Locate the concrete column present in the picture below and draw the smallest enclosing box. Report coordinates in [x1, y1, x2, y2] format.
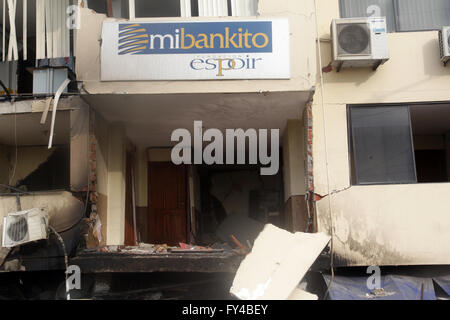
[106, 123, 126, 245]
[70, 98, 90, 192]
[282, 119, 307, 201]
[282, 119, 308, 232]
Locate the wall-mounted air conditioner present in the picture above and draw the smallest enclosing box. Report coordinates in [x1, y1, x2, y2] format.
[2, 208, 49, 248]
[331, 17, 389, 72]
[439, 26, 450, 66]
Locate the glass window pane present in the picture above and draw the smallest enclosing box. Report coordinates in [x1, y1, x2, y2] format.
[135, 0, 181, 18]
[396, 0, 450, 31]
[339, 0, 396, 32]
[350, 106, 417, 185]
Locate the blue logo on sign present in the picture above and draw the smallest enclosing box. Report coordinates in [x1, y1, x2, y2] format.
[118, 21, 273, 55]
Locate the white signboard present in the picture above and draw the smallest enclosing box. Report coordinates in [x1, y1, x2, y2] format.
[101, 19, 290, 81]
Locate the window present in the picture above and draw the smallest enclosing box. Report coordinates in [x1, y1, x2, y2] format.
[339, 0, 397, 32]
[349, 106, 417, 185]
[349, 104, 450, 185]
[396, 0, 450, 31]
[88, 0, 258, 18]
[135, 0, 181, 18]
[340, 0, 450, 32]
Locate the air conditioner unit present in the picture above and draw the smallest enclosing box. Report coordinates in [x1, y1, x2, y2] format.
[331, 17, 389, 72]
[2, 208, 49, 248]
[439, 26, 450, 66]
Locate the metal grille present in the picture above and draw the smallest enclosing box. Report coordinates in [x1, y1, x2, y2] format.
[337, 23, 371, 55]
[6, 215, 29, 242]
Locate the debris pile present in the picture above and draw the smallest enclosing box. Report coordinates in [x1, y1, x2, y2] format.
[86, 242, 235, 255]
[230, 224, 331, 300]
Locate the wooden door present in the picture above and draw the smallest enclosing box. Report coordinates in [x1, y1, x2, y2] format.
[148, 162, 187, 245]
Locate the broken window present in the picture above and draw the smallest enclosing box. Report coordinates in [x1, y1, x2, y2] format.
[349, 104, 450, 185]
[0, 111, 71, 193]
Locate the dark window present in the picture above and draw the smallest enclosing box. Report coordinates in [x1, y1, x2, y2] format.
[414, 150, 448, 183]
[340, 0, 450, 32]
[349, 104, 450, 185]
[87, 0, 108, 15]
[349, 106, 417, 185]
[135, 0, 181, 18]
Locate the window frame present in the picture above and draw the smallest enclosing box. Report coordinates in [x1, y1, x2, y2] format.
[127, 0, 257, 19]
[347, 103, 421, 186]
[339, 0, 450, 33]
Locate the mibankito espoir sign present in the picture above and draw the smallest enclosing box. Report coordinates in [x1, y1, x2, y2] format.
[100, 19, 290, 81]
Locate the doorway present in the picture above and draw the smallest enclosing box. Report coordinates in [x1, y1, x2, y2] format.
[148, 162, 188, 245]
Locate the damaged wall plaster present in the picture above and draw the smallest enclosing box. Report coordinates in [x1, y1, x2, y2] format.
[312, 0, 450, 267]
[312, 102, 350, 197]
[316, 185, 450, 266]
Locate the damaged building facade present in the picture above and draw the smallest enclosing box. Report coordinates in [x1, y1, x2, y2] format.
[0, 0, 449, 299]
[313, 0, 450, 267]
[0, 0, 318, 277]
[73, 0, 317, 258]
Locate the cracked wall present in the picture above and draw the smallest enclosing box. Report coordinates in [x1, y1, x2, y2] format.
[312, 0, 450, 266]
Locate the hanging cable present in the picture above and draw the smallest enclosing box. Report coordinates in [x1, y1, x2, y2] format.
[313, 0, 335, 300]
[49, 226, 70, 300]
[8, 95, 18, 187]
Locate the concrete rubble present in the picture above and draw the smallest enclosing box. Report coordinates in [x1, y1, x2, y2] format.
[230, 224, 330, 300]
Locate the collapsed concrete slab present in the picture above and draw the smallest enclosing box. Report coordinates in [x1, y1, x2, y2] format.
[288, 288, 318, 300]
[230, 224, 330, 300]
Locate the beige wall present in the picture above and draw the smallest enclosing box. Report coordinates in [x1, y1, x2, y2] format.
[317, 185, 450, 266]
[282, 119, 307, 201]
[313, 0, 450, 266]
[93, 111, 110, 245]
[93, 111, 127, 246]
[70, 99, 90, 192]
[105, 123, 127, 245]
[75, 0, 317, 94]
